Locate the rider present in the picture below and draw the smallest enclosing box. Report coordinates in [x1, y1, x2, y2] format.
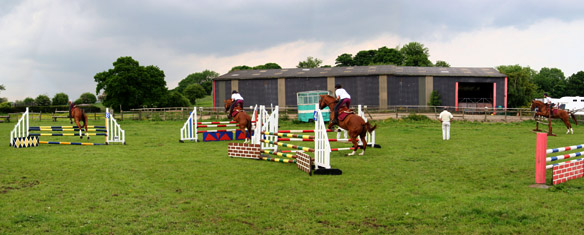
[332, 84, 351, 125]
[544, 93, 555, 110]
[228, 90, 244, 119]
[68, 100, 75, 118]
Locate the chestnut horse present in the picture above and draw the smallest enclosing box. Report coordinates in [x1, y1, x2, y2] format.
[319, 95, 377, 156]
[530, 100, 577, 134]
[224, 99, 253, 143]
[70, 106, 89, 139]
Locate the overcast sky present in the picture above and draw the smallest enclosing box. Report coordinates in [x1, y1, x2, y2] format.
[2, 0, 584, 101]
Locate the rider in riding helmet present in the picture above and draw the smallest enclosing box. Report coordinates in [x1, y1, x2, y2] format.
[543, 93, 554, 109]
[332, 84, 351, 125]
[228, 90, 244, 119]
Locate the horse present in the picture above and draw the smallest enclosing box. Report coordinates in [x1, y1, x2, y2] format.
[224, 99, 253, 143]
[70, 106, 89, 139]
[319, 95, 377, 156]
[530, 100, 578, 134]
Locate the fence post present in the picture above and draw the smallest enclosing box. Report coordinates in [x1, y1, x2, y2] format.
[535, 132, 547, 184]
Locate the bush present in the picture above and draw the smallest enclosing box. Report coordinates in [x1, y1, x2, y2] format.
[0, 102, 11, 113]
[402, 113, 432, 122]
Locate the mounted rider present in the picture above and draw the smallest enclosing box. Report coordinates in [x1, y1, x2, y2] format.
[544, 93, 555, 111]
[228, 90, 244, 119]
[332, 84, 351, 125]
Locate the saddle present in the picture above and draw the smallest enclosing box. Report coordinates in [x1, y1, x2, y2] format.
[231, 109, 244, 118]
[337, 108, 354, 121]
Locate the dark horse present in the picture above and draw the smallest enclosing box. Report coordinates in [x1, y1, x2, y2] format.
[319, 95, 377, 156]
[530, 100, 577, 134]
[70, 106, 89, 139]
[224, 99, 253, 143]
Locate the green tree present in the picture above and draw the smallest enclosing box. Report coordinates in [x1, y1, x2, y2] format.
[23, 97, 34, 106]
[497, 65, 537, 107]
[175, 70, 219, 94]
[435, 60, 451, 67]
[52, 93, 69, 105]
[253, 63, 281, 70]
[428, 90, 442, 106]
[94, 56, 168, 111]
[183, 83, 206, 104]
[160, 90, 191, 107]
[353, 50, 377, 66]
[78, 92, 97, 104]
[335, 53, 354, 67]
[297, 56, 323, 68]
[372, 46, 403, 65]
[230, 65, 252, 72]
[0, 84, 5, 93]
[400, 42, 433, 67]
[35, 95, 51, 106]
[565, 71, 584, 96]
[532, 67, 566, 98]
[201, 81, 213, 95]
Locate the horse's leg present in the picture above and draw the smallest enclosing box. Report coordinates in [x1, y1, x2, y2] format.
[84, 115, 89, 140]
[75, 118, 83, 139]
[358, 131, 367, 156]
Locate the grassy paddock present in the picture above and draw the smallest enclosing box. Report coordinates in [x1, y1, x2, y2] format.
[2, 118, 584, 233]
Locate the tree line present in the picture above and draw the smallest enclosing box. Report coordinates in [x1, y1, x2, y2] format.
[1, 41, 583, 111]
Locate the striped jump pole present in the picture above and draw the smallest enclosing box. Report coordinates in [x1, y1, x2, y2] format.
[29, 133, 107, 136]
[260, 139, 315, 152]
[277, 138, 353, 143]
[262, 150, 297, 158]
[534, 132, 584, 186]
[39, 141, 106, 146]
[260, 157, 296, 163]
[197, 120, 256, 125]
[29, 128, 107, 132]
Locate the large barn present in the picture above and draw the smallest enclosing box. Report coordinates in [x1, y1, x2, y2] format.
[213, 65, 508, 110]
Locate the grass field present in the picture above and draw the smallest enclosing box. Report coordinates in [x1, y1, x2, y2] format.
[2, 117, 584, 234]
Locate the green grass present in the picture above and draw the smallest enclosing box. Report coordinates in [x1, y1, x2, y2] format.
[2, 118, 584, 233]
[196, 95, 213, 107]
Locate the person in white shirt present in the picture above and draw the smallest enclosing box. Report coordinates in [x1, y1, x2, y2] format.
[543, 93, 554, 109]
[438, 107, 453, 140]
[332, 84, 351, 124]
[228, 90, 244, 119]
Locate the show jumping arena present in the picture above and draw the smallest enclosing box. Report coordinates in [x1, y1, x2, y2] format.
[9, 107, 125, 148]
[179, 106, 258, 142]
[535, 132, 584, 185]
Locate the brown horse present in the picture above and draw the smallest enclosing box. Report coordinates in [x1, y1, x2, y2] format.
[530, 100, 577, 134]
[70, 106, 89, 139]
[319, 95, 377, 156]
[224, 99, 253, 143]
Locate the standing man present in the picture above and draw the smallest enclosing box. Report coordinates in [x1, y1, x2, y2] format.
[439, 107, 453, 140]
[332, 84, 351, 125]
[228, 90, 244, 119]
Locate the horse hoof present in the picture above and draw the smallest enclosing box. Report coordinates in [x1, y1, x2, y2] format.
[359, 152, 365, 156]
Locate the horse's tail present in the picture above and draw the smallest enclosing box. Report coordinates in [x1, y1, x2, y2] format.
[571, 112, 578, 125]
[361, 121, 377, 136]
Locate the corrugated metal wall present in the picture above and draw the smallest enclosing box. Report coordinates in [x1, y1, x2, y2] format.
[284, 77, 327, 106]
[388, 76, 420, 105]
[214, 80, 231, 106]
[335, 76, 379, 106]
[239, 79, 279, 106]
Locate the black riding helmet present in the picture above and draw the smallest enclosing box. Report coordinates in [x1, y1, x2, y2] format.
[232, 90, 238, 94]
[335, 84, 342, 89]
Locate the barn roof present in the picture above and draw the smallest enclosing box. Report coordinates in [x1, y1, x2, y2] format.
[214, 65, 506, 80]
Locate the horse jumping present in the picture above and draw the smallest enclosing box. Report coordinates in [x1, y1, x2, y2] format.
[319, 95, 376, 156]
[70, 106, 89, 139]
[530, 100, 577, 134]
[224, 99, 253, 143]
